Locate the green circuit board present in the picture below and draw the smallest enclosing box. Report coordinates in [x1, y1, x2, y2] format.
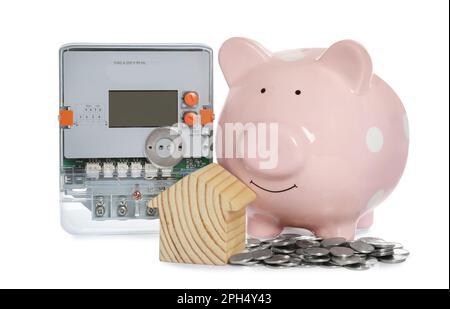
[63, 157, 212, 179]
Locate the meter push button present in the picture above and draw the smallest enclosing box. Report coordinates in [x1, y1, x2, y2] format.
[183, 91, 199, 107]
[183, 112, 198, 127]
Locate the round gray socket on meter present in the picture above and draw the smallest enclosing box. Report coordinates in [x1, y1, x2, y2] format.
[144, 127, 183, 168]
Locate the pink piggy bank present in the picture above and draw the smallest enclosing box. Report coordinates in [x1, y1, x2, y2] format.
[217, 37, 409, 240]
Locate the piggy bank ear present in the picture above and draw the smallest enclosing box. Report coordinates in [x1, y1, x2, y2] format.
[318, 40, 373, 94]
[219, 37, 272, 87]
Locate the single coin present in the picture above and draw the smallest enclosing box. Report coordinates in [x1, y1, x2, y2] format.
[289, 252, 304, 260]
[331, 255, 364, 266]
[302, 255, 331, 263]
[264, 264, 287, 269]
[246, 238, 261, 248]
[251, 249, 273, 261]
[329, 246, 355, 258]
[349, 240, 375, 254]
[297, 228, 315, 236]
[303, 247, 330, 257]
[298, 262, 316, 268]
[288, 257, 303, 263]
[233, 260, 261, 266]
[344, 263, 371, 271]
[272, 245, 297, 254]
[228, 252, 254, 265]
[370, 241, 396, 249]
[321, 262, 342, 268]
[321, 237, 347, 247]
[264, 254, 291, 265]
[295, 248, 306, 255]
[393, 248, 410, 256]
[258, 242, 272, 249]
[263, 238, 279, 245]
[353, 253, 368, 258]
[358, 237, 384, 244]
[271, 239, 296, 247]
[260, 245, 272, 250]
[278, 233, 302, 239]
[296, 239, 321, 248]
[378, 254, 408, 264]
[370, 249, 394, 257]
[364, 257, 379, 267]
[393, 242, 404, 249]
[373, 247, 395, 253]
[327, 259, 343, 267]
[282, 258, 302, 267]
[285, 228, 315, 237]
[292, 235, 323, 241]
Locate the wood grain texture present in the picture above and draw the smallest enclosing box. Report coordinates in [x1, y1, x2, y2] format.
[148, 163, 256, 265]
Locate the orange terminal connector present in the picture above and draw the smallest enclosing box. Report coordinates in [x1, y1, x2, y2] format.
[59, 109, 74, 127]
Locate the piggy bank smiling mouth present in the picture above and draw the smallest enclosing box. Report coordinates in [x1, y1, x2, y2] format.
[250, 180, 298, 193]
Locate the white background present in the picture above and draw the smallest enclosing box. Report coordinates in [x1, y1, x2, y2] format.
[0, 0, 448, 289]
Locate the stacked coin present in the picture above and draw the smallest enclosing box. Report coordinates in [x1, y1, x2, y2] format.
[228, 232, 409, 270]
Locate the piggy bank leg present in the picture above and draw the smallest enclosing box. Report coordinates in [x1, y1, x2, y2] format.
[247, 212, 283, 239]
[315, 222, 357, 240]
[357, 211, 374, 229]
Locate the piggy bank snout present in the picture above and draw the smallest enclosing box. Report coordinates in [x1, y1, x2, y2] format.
[238, 125, 305, 179]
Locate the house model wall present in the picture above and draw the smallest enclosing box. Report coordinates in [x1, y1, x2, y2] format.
[148, 163, 256, 265]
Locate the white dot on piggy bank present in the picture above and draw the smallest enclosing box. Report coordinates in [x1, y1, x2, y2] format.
[403, 114, 409, 140]
[366, 127, 384, 152]
[366, 189, 385, 210]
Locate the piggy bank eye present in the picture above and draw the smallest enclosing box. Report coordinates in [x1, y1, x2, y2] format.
[295, 90, 302, 95]
[260, 88, 266, 94]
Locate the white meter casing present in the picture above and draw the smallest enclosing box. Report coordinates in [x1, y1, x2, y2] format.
[59, 44, 213, 234]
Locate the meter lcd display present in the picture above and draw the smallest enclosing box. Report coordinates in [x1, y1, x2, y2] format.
[109, 90, 178, 127]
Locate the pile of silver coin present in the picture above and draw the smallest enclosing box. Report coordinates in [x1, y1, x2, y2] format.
[229, 232, 409, 270]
